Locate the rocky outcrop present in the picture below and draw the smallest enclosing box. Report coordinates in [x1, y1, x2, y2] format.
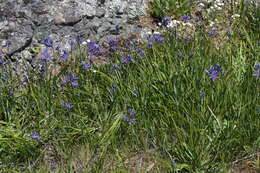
[0, 0, 151, 73]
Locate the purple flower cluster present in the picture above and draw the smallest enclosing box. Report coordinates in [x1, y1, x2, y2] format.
[147, 35, 164, 43]
[182, 15, 191, 22]
[63, 103, 74, 110]
[123, 108, 137, 124]
[177, 52, 183, 57]
[42, 37, 53, 48]
[29, 132, 43, 142]
[162, 16, 172, 27]
[41, 48, 53, 62]
[128, 109, 136, 115]
[68, 38, 76, 47]
[87, 41, 103, 57]
[0, 59, 5, 67]
[111, 64, 120, 69]
[107, 37, 119, 52]
[207, 28, 219, 37]
[252, 64, 260, 79]
[137, 49, 145, 56]
[60, 50, 69, 61]
[62, 72, 78, 88]
[206, 64, 223, 80]
[121, 55, 132, 65]
[2, 40, 11, 48]
[81, 61, 91, 70]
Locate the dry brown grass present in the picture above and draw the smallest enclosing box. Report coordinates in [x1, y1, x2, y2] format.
[231, 152, 260, 173]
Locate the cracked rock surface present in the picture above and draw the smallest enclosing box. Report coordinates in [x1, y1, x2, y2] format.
[0, 0, 151, 75]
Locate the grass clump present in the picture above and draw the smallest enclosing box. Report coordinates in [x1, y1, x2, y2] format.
[0, 1, 260, 172]
[148, 0, 192, 19]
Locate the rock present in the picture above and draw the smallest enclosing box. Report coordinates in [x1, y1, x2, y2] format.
[0, 0, 151, 78]
[97, 22, 112, 35]
[96, 8, 106, 18]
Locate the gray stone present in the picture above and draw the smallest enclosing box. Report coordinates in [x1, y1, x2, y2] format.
[96, 8, 106, 18]
[0, 0, 151, 77]
[97, 22, 112, 35]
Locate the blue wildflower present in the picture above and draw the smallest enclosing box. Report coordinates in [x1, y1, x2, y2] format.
[41, 48, 53, 62]
[68, 38, 75, 46]
[63, 72, 78, 88]
[207, 28, 219, 37]
[2, 40, 11, 48]
[121, 55, 132, 64]
[128, 109, 136, 116]
[123, 116, 137, 124]
[29, 132, 43, 142]
[0, 59, 5, 67]
[55, 44, 61, 51]
[206, 64, 223, 80]
[81, 61, 91, 70]
[147, 35, 164, 43]
[63, 103, 74, 110]
[107, 37, 119, 52]
[146, 43, 153, 49]
[60, 50, 69, 61]
[123, 108, 137, 124]
[111, 64, 120, 69]
[87, 41, 103, 57]
[162, 16, 172, 27]
[42, 37, 53, 47]
[115, 25, 120, 32]
[194, 16, 200, 22]
[183, 36, 192, 42]
[252, 64, 260, 79]
[75, 35, 83, 44]
[182, 15, 191, 22]
[71, 81, 78, 88]
[177, 52, 183, 57]
[137, 49, 145, 56]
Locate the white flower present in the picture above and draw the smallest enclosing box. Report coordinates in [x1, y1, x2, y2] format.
[167, 22, 174, 28]
[81, 41, 87, 45]
[209, 21, 215, 27]
[198, 3, 205, 8]
[216, 6, 222, 10]
[217, 2, 224, 6]
[147, 31, 152, 35]
[87, 39, 91, 43]
[231, 14, 240, 19]
[153, 31, 161, 35]
[172, 20, 181, 25]
[183, 22, 193, 27]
